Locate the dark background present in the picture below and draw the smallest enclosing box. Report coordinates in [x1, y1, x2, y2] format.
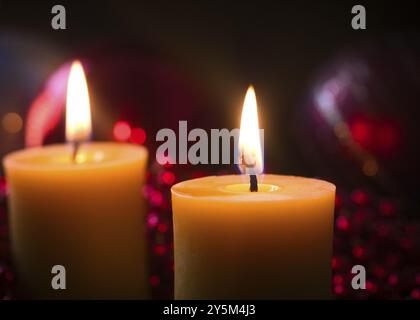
[0, 0, 418, 179]
[1, 0, 420, 300]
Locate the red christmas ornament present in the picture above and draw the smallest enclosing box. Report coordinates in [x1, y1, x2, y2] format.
[154, 245, 166, 256]
[149, 275, 161, 287]
[161, 171, 176, 185]
[113, 121, 131, 141]
[352, 246, 365, 259]
[410, 288, 420, 300]
[157, 223, 169, 233]
[379, 200, 396, 216]
[351, 190, 369, 206]
[333, 284, 345, 295]
[336, 215, 350, 232]
[130, 127, 146, 145]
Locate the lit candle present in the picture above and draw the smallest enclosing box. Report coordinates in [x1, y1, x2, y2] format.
[3, 61, 149, 299]
[171, 86, 336, 299]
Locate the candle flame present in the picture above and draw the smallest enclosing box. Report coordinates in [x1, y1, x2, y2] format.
[66, 60, 92, 143]
[238, 86, 263, 175]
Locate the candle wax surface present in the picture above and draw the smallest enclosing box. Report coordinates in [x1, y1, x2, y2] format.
[172, 174, 335, 201]
[5, 142, 146, 168]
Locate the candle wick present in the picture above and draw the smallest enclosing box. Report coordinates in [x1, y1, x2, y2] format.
[72, 141, 81, 163]
[250, 174, 258, 192]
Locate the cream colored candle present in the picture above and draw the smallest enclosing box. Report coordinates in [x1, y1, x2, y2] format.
[172, 174, 335, 299]
[2, 61, 150, 298]
[171, 86, 335, 299]
[4, 143, 149, 299]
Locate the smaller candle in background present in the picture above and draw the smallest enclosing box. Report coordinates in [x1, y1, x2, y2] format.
[3, 61, 149, 299]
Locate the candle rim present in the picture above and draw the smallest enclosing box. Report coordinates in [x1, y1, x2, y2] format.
[3, 142, 148, 172]
[171, 174, 336, 202]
